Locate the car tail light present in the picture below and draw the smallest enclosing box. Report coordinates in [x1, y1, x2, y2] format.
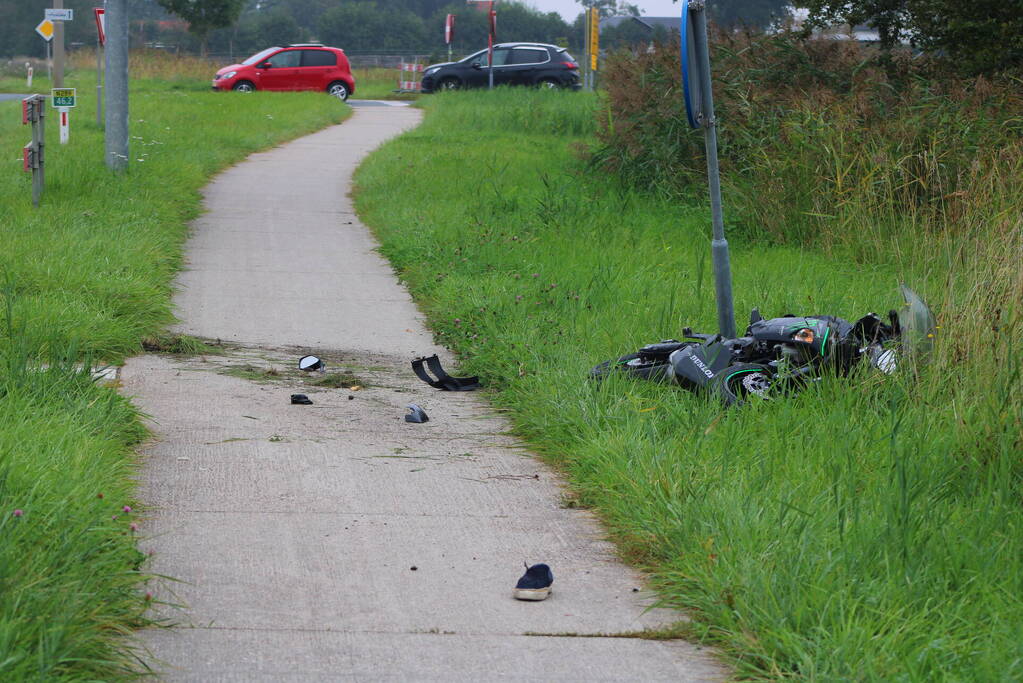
[561, 61, 578, 70]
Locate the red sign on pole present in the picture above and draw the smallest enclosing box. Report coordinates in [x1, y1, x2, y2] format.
[94, 8, 106, 46]
[489, 8, 497, 38]
[23, 144, 33, 172]
[445, 14, 455, 44]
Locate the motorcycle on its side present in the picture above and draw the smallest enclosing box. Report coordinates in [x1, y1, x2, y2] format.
[590, 286, 936, 405]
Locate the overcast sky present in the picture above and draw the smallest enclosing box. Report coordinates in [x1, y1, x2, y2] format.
[523, 0, 683, 24]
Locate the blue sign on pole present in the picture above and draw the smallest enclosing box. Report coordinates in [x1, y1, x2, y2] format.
[680, 0, 704, 129]
[679, 0, 737, 338]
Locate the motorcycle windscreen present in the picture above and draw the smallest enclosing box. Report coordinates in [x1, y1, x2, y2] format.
[898, 285, 937, 357]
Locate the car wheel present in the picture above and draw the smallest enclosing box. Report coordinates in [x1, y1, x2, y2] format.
[232, 81, 256, 93]
[539, 78, 561, 90]
[439, 77, 461, 91]
[327, 81, 349, 101]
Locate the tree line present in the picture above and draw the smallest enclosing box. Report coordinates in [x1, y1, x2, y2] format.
[2, 0, 795, 62]
[3, 0, 1020, 75]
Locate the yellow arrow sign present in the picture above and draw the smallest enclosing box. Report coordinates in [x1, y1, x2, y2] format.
[36, 19, 54, 41]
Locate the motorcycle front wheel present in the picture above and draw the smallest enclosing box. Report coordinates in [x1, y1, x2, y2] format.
[714, 363, 774, 405]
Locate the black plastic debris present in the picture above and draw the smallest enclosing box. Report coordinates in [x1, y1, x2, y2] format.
[411, 354, 480, 391]
[290, 394, 313, 405]
[405, 403, 429, 423]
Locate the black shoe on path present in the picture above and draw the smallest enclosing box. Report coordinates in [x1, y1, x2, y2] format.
[513, 562, 553, 601]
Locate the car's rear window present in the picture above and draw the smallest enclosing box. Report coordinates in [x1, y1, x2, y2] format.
[559, 50, 577, 62]
[511, 48, 548, 65]
[302, 50, 336, 67]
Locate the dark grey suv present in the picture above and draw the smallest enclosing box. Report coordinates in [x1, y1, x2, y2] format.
[420, 42, 581, 93]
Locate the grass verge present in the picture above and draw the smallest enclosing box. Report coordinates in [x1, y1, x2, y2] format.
[2, 50, 419, 102]
[0, 74, 347, 678]
[354, 89, 1022, 679]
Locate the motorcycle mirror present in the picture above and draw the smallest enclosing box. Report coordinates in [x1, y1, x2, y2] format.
[298, 355, 324, 372]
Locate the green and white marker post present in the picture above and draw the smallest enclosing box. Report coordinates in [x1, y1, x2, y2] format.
[681, 0, 736, 338]
[52, 87, 75, 144]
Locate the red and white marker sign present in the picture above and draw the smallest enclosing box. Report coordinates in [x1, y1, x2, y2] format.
[59, 109, 69, 144]
[94, 8, 106, 46]
[445, 14, 455, 44]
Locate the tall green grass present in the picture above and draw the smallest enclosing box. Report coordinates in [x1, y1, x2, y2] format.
[355, 89, 1023, 679]
[0, 73, 348, 678]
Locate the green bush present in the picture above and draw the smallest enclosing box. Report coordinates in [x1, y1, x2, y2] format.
[593, 32, 1023, 246]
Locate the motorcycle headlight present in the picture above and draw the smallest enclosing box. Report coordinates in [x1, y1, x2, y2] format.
[793, 328, 815, 343]
[869, 346, 898, 374]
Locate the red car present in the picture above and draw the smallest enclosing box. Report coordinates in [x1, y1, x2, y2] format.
[212, 44, 355, 101]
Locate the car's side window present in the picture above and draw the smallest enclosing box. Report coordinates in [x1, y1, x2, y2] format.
[510, 49, 548, 65]
[302, 50, 336, 67]
[491, 48, 512, 66]
[467, 51, 488, 67]
[266, 50, 301, 68]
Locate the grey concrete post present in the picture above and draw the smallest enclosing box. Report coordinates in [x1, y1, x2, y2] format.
[54, 0, 65, 88]
[104, 0, 128, 171]
[691, 4, 736, 338]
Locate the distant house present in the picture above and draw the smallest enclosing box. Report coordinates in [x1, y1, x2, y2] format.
[598, 16, 679, 49]
[599, 16, 679, 34]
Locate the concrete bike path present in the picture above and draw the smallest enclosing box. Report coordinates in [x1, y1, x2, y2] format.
[121, 103, 727, 682]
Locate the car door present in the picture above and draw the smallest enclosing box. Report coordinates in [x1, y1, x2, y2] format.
[489, 47, 516, 86]
[506, 47, 550, 86]
[259, 49, 301, 90]
[300, 49, 336, 91]
[462, 49, 492, 88]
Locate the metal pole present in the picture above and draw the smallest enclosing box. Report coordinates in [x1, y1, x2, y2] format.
[487, 3, 495, 90]
[47, 41, 52, 82]
[54, 0, 65, 88]
[32, 98, 46, 206]
[104, 0, 129, 171]
[691, 4, 736, 338]
[584, 9, 591, 90]
[96, 37, 103, 127]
